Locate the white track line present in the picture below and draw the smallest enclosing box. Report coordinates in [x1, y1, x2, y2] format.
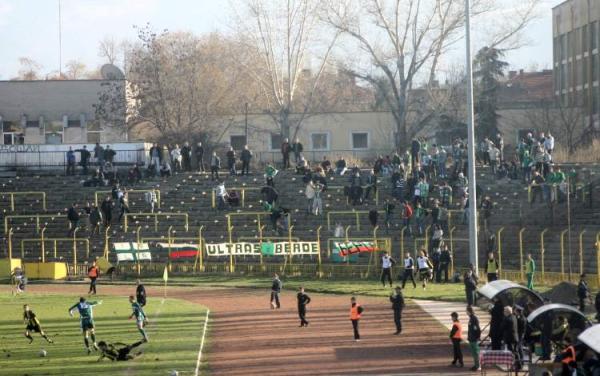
[194, 309, 210, 376]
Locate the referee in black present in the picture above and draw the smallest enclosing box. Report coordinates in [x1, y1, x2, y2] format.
[297, 286, 311, 327]
[389, 286, 405, 335]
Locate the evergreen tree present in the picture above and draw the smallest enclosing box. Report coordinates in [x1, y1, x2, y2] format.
[473, 47, 508, 138]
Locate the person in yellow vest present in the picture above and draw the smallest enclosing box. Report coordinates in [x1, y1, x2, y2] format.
[484, 252, 499, 282]
[349, 296, 364, 341]
[526, 253, 536, 289]
[449, 311, 464, 367]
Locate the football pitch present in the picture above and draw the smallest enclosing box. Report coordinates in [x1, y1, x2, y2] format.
[0, 293, 209, 376]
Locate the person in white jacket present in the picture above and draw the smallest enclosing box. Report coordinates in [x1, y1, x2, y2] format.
[544, 133, 554, 154]
[305, 181, 315, 214]
[170, 145, 182, 172]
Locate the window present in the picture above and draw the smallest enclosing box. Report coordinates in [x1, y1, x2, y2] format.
[67, 119, 81, 127]
[568, 31, 574, 56]
[310, 132, 329, 150]
[270, 133, 282, 151]
[582, 25, 588, 53]
[575, 28, 582, 55]
[583, 57, 588, 84]
[560, 34, 567, 60]
[229, 135, 247, 150]
[593, 87, 599, 115]
[593, 54, 599, 82]
[2, 121, 24, 145]
[26, 120, 39, 128]
[351, 132, 369, 149]
[560, 64, 566, 89]
[45, 121, 64, 144]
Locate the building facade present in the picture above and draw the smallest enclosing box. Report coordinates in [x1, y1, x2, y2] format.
[552, 0, 600, 129]
[0, 79, 127, 145]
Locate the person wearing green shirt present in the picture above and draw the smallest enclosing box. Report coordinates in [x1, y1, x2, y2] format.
[526, 253, 536, 290]
[414, 202, 427, 236]
[521, 150, 533, 183]
[129, 295, 149, 342]
[69, 297, 102, 354]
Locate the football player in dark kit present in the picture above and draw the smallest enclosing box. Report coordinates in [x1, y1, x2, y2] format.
[23, 304, 53, 344]
[297, 286, 311, 327]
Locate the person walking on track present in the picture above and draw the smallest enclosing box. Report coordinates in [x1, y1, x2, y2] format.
[380, 252, 396, 287]
[270, 273, 282, 309]
[349, 296, 364, 341]
[401, 252, 417, 289]
[297, 286, 311, 327]
[88, 261, 99, 295]
[390, 286, 405, 335]
[449, 311, 464, 368]
[466, 306, 481, 371]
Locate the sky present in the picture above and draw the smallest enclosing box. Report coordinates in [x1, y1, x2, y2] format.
[0, 0, 564, 80]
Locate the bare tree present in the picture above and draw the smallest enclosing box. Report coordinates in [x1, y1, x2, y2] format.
[15, 57, 42, 80]
[233, 0, 339, 140]
[98, 36, 119, 65]
[525, 100, 586, 155]
[65, 60, 87, 79]
[324, 0, 541, 150]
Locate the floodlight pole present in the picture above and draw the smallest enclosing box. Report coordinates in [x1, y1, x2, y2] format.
[464, 0, 479, 275]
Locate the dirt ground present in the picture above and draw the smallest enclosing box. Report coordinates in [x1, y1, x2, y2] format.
[3, 283, 491, 375]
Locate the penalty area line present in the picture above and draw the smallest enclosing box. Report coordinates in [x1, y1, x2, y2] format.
[194, 309, 210, 376]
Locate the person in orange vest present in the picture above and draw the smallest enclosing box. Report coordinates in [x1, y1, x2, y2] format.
[449, 311, 464, 367]
[349, 296, 364, 341]
[88, 261, 100, 295]
[557, 343, 577, 375]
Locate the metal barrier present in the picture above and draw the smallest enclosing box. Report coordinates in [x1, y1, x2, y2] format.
[211, 187, 261, 208]
[123, 212, 188, 232]
[4, 214, 67, 234]
[2, 191, 47, 211]
[540, 228, 549, 284]
[95, 189, 161, 208]
[20, 237, 89, 265]
[326, 210, 369, 231]
[226, 211, 292, 235]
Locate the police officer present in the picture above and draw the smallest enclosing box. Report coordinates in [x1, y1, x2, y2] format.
[297, 286, 311, 327]
[389, 286, 405, 335]
[485, 252, 499, 282]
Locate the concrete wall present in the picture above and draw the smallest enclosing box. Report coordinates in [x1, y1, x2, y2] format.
[0, 79, 127, 144]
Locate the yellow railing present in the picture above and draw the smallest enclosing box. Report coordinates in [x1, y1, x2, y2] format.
[579, 230, 586, 275]
[540, 228, 549, 284]
[211, 187, 261, 208]
[226, 211, 292, 235]
[326, 210, 369, 231]
[2, 191, 47, 211]
[123, 212, 188, 232]
[94, 189, 161, 208]
[4, 214, 67, 234]
[560, 229, 568, 280]
[20, 237, 89, 265]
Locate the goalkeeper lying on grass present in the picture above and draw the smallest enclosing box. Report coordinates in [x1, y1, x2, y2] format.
[97, 340, 144, 361]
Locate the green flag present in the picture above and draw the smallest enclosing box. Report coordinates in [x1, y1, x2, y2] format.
[261, 242, 275, 256]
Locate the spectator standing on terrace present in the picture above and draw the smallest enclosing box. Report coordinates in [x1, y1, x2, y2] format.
[489, 145, 500, 175]
[496, 133, 504, 162]
[401, 252, 417, 289]
[265, 164, 277, 187]
[438, 147, 448, 178]
[101, 196, 113, 227]
[181, 142, 192, 171]
[438, 245, 451, 283]
[380, 252, 395, 287]
[215, 181, 228, 211]
[94, 143, 105, 167]
[89, 205, 102, 236]
[335, 156, 347, 175]
[401, 201, 413, 237]
[66, 147, 76, 176]
[240, 145, 252, 176]
[312, 182, 323, 216]
[383, 199, 395, 233]
[364, 170, 377, 201]
[544, 132, 554, 154]
[195, 142, 205, 172]
[144, 191, 157, 213]
[104, 145, 116, 164]
[414, 201, 427, 236]
[455, 172, 468, 199]
[118, 191, 130, 221]
[485, 252, 499, 282]
[521, 149, 533, 183]
[292, 138, 303, 163]
[170, 144, 182, 172]
[390, 286, 405, 335]
[480, 196, 493, 231]
[368, 208, 378, 229]
[439, 181, 452, 208]
[67, 203, 80, 236]
[321, 156, 331, 174]
[210, 152, 221, 180]
[411, 138, 421, 170]
[226, 146, 237, 176]
[149, 143, 161, 176]
[530, 170, 545, 205]
[578, 274, 590, 312]
[281, 138, 291, 169]
[270, 273, 282, 309]
[76, 145, 91, 175]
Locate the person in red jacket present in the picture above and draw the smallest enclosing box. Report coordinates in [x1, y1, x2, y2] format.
[449, 311, 464, 367]
[350, 296, 364, 341]
[88, 261, 99, 295]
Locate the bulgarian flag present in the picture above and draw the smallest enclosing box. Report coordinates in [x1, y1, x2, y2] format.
[157, 243, 199, 260]
[113, 242, 152, 262]
[334, 241, 378, 256]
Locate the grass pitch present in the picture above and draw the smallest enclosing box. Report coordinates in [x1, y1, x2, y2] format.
[0, 293, 208, 376]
